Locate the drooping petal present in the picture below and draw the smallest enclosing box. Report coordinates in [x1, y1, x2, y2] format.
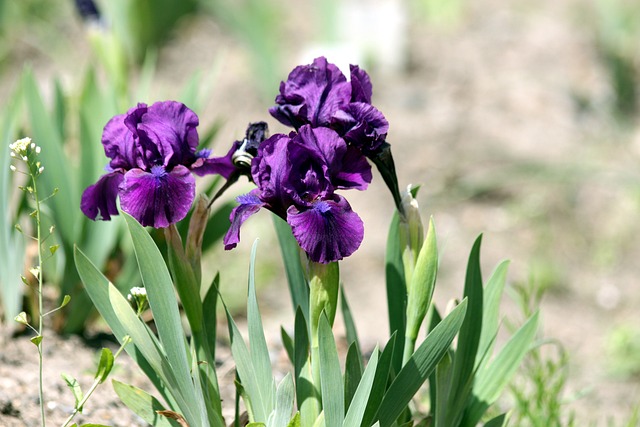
[191, 141, 237, 179]
[80, 171, 124, 221]
[270, 57, 351, 128]
[286, 195, 364, 263]
[332, 102, 389, 155]
[223, 190, 265, 250]
[136, 101, 200, 168]
[119, 165, 195, 228]
[102, 112, 139, 170]
[350, 64, 373, 103]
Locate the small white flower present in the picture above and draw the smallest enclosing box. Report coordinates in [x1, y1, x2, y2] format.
[30, 143, 35, 149]
[38, 166, 44, 174]
[9, 137, 31, 154]
[21, 156, 28, 161]
[35, 146, 41, 154]
[129, 287, 147, 297]
[10, 152, 15, 158]
[9, 165, 16, 172]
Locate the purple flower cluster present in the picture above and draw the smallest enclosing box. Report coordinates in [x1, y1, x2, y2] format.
[224, 57, 390, 263]
[81, 101, 232, 228]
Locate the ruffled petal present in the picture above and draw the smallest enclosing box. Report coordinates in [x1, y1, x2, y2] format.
[270, 57, 351, 128]
[287, 195, 364, 263]
[80, 171, 124, 221]
[332, 102, 388, 155]
[102, 112, 139, 170]
[350, 64, 373, 103]
[119, 165, 195, 228]
[223, 190, 265, 250]
[136, 101, 200, 168]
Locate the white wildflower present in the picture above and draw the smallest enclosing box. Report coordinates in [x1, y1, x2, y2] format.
[9, 137, 31, 154]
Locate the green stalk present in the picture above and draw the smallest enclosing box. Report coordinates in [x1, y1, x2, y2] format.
[32, 170, 46, 427]
[60, 338, 130, 427]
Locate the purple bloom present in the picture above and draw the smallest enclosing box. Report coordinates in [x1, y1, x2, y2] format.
[223, 125, 370, 263]
[81, 100, 230, 228]
[269, 57, 389, 156]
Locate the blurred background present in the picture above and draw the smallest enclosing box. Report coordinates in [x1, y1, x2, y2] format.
[1, 0, 639, 425]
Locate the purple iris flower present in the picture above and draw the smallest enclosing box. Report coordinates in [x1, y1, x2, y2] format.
[223, 125, 371, 263]
[81, 100, 233, 228]
[269, 56, 389, 156]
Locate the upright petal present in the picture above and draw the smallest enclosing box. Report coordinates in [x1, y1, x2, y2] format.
[350, 64, 373, 103]
[136, 101, 200, 168]
[102, 112, 138, 170]
[223, 190, 265, 250]
[332, 102, 389, 155]
[119, 165, 195, 228]
[80, 171, 124, 221]
[287, 195, 364, 263]
[270, 57, 351, 128]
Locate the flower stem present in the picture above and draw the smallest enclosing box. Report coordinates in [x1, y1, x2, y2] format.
[60, 339, 130, 427]
[32, 172, 46, 427]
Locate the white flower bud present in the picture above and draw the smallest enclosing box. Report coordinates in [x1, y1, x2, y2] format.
[35, 146, 41, 154]
[38, 167, 44, 174]
[9, 165, 16, 172]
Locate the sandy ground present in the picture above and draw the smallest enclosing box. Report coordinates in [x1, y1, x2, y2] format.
[1, 0, 640, 425]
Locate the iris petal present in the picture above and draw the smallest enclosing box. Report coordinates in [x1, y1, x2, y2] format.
[136, 101, 200, 168]
[287, 195, 364, 263]
[102, 112, 139, 170]
[223, 190, 265, 249]
[80, 171, 123, 221]
[119, 165, 195, 228]
[349, 64, 373, 104]
[270, 57, 351, 128]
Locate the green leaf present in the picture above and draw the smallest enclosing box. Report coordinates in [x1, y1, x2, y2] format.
[112, 380, 179, 427]
[224, 240, 275, 423]
[318, 314, 344, 427]
[343, 346, 379, 427]
[344, 342, 363, 412]
[23, 69, 78, 242]
[461, 311, 540, 426]
[74, 246, 181, 413]
[483, 413, 508, 427]
[123, 213, 204, 425]
[294, 308, 319, 427]
[281, 327, 294, 364]
[247, 240, 277, 420]
[270, 373, 295, 427]
[287, 413, 301, 427]
[385, 213, 407, 375]
[95, 348, 115, 384]
[62, 373, 84, 411]
[446, 236, 484, 426]
[60, 294, 71, 308]
[202, 273, 220, 361]
[476, 261, 510, 369]
[340, 286, 361, 356]
[378, 299, 468, 427]
[361, 333, 397, 427]
[273, 216, 309, 317]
